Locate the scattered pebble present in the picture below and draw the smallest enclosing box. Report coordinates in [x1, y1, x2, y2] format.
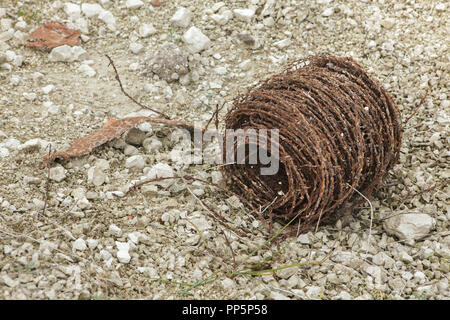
[170, 7, 191, 28]
[182, 26, 211, 54]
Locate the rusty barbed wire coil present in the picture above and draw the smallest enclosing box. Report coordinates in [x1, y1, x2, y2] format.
[221, 55, 402, 234]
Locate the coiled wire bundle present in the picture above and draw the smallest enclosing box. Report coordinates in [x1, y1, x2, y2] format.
[222, 55, 402, 233]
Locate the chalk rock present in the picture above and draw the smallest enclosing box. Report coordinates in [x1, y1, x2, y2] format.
[98, 10, 116, 31]
[48, 45, 87, 62]
[125, 0, 143, 9]
[0, 147, 9, 158]
[233, 8, 255, 22]
[64, 2, 81, 20]
[81, 3, 103, 18]
[383, 213, 436, 241]
[182, 26, 211, 54]
[87, 166, 106, 186]
[108, 224, 122, 237]
[78, 63, 96, 77]
[86, 239, 98, 249]
[130, 42, 144, 54]
[170, 7, 191, 28]
[139, 23, 157, 37]
[125, 155, 145, 170]
[49, 165, 67, 182]
[72, 238, 87, 251]
[117, 250, 131, 264]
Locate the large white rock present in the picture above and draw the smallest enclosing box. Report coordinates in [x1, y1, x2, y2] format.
[383, 213, 436, 241]
[170, 7, 192, 28]
[48, 45, 87, 62]
[182, 26, 211, 53]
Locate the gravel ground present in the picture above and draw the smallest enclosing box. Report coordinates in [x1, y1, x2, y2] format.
[0, 0, 448, 300]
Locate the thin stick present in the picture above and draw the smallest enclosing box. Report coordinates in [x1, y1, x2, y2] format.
[105, 54, 171, 119]
[347, 183, 374, 254]
[41, 144, 52, 217]
[403, 90, 428, 126]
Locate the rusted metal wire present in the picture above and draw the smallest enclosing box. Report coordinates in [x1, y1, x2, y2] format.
[221, 55, 402, 234]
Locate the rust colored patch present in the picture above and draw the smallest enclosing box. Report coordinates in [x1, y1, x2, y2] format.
[25, 21, 81, 51]
[150, 0, 165, 7]
[41, 117, 152, 168]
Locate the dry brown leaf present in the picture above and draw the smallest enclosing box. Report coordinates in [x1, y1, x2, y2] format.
[25, 21, 81, 51]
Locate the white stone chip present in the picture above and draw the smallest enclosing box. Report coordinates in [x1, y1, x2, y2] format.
[49, 165, 67, 182]
[81, 3, 104, 18]
[182, 26, 211, 53]
[233, 8, 255, 22]
[139, 23, 157, 37]
[170, 7, 192, 28]
[126, 0, 144, 9]
[73, 238, 87, 251]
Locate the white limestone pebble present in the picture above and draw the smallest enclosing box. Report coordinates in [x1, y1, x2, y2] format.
[72, 238, 87, 251]
[49, 165, 67, 182]
[125, 155, 145, 170]
[108, 224, 122, 237]
[130, 42, 144, 54]
[81, 3, 103, 18]
[0, 147, 9, 158]
[170, 7, 192, 28]
[383, 213, 436, 241]
[78, 64, 96, 77]
[126, 0, 143, 9]
[117, 250, 131, 264]
[23, 92, 37, 101]
[98, 10, 116, 31]
[64, 2, 81, 20]
[182, 26, 211, 53]
[87, 166, 106, 186]
[274, 38, 292, 49]
[86, 239, 99, 249]
[42, 85, 55, 94]
[48, 45, 87, 62]
[139, 23, 157, 37]
[322, 7, 334, 17]
[233, 8, 255, 22]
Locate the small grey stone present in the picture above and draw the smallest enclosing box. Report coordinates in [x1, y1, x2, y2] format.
[124, 128, 146, 146]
